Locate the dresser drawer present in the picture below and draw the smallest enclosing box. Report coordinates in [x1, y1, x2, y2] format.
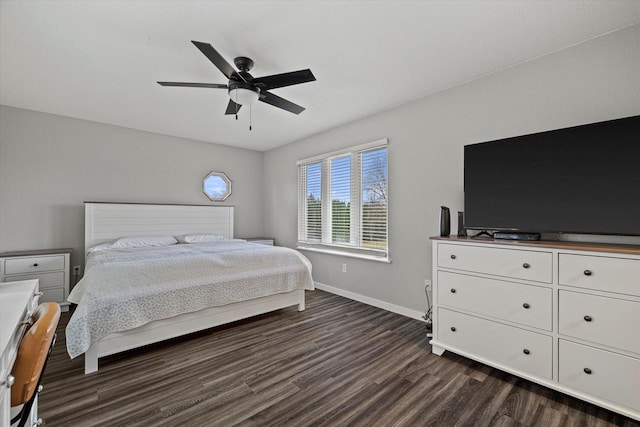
[4, 255, 65, 275]
[438, 244, 552, 283]
[559, 253, 640, 297]
[438, 271, 552, 330]
[559, 340, 640, 412]
[437, 308, 552, 379]
[3, 271, 64, 290]
[558, 290, 640, 354]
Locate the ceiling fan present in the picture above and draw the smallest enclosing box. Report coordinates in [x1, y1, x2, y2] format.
[158, 41, 316, 117]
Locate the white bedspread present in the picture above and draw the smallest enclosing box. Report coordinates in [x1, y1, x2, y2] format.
[66, 241, 314, 358]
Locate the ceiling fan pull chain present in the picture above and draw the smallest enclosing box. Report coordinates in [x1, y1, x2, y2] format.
[235, 91, 238, 120]
[249, 105, 252, 131]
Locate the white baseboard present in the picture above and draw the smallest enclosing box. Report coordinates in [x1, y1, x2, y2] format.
[314, 282, 425, 322]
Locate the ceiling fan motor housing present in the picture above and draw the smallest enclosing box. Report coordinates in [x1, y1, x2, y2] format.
[233, 56, 254, 72]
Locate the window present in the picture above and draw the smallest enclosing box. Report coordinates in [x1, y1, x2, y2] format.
[297, 139, 388, 261]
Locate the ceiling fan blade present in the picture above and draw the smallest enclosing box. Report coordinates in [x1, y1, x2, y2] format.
[252, 69, 315, 90]
[191, 40, 245, 82]
[225, 99, 242, 115]
[259, 91, 305, 114]
[157, 82, 228, 89]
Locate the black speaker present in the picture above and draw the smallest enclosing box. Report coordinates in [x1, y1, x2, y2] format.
[440, 206, 450, 237]
[457, 211, 467, 237]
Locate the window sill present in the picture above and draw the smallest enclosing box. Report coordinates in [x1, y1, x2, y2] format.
[296, 245, 390, 263]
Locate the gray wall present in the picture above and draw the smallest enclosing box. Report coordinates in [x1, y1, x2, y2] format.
[0, 106, 264, 273]
[262, 24, 640, 313]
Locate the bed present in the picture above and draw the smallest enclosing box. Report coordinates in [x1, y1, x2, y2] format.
[66, 202, 314, 374]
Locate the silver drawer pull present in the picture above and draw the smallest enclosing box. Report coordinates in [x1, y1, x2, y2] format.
[584, 315, 592, 322]
[583, 367, 592, 375]
[523, 349, 530, 355]
[584, 270, 592, 276]
[1, 374, 15, 388]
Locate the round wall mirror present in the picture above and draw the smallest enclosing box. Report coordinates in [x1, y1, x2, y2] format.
[203, 171, 232, 201]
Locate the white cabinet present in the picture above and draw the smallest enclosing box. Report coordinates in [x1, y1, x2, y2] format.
[0, 249, 71, 312]
[431, 238, 640, 421]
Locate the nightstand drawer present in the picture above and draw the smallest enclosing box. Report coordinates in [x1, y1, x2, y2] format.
[3, 271, 64, 289]
[4, 255, 65, 275]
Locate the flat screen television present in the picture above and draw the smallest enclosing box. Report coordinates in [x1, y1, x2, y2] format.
[464, 115, 640, 236]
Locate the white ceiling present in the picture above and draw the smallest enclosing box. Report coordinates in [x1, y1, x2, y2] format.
[1, 1, 639, 151]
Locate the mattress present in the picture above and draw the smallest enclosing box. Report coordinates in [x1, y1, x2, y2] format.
[65, 240, 314, 358]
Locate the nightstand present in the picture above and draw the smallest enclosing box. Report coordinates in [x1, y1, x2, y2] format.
[244, 237, 275, 246]
[0, 248, 72, 312]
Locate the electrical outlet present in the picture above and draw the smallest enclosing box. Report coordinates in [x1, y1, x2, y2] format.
[73, 265, 81, 276]
[424, 279, 432, 291]
[342, 263, 347, 273]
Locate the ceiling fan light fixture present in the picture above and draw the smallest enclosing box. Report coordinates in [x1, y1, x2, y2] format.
[228, 86, 259, 105]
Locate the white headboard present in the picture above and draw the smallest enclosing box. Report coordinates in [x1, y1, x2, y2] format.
[84, 202, 234, 251]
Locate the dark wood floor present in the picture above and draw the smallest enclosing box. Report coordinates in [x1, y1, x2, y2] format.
[40, 290, 637, 426]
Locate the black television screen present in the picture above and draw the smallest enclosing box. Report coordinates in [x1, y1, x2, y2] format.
[464, 115, 640, 236]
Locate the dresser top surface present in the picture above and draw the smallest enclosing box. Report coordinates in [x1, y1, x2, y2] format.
[431, 236, 640, 256]
[0, 248, 73, 258]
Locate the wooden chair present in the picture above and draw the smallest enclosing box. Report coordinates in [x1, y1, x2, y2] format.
[10, 302, 61, 427]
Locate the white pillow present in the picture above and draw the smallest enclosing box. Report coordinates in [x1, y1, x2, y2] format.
[175, 233, 229, 243]
[87, 241, 114, 254]
[111, 235, 177, 249]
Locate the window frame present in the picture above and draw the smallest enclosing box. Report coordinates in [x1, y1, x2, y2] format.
[297, 139, 389, 262]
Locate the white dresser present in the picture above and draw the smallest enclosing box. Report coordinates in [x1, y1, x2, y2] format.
[0, 280, 41, 427]
[431, 237, 640, 421]
[0, 249, 71, 312]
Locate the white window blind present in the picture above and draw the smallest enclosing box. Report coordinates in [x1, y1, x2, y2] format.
[297, 139, 388, 260]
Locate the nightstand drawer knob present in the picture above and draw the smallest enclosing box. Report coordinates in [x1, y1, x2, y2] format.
[450, 327, 456, 332]
[584, 368, 592, 375]
[584, 315, 592, 322]
[450, 288, 456, 293]
[450, 254, 457, 260]
[522, 303, 530, 309]
[584, 270, 592, 276]
[523, 263, 530, 269]
[523, 349, 530, 355]
[32, 263, 39, 267]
